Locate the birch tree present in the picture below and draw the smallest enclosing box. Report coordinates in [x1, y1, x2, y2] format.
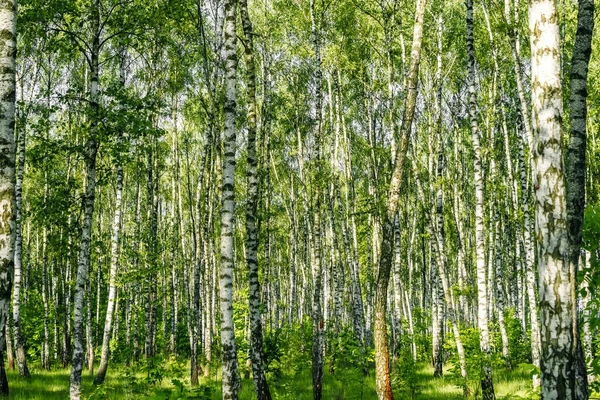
[70, 1, 101, 397]
[240, 0, 271, 397]
[12, 82, 27, 378]
[466, 0, 494, 397]
[528, 0, 575, 396]
[372, 0, 426, 397]
[0, 0, 16, 394]
[565, 0, 594, 397]
[220, 0, 240, 397]
[93, 48, 127, 385]
[309, 1, 324, 398]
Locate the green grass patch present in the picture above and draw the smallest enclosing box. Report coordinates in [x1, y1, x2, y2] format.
[2, 360, 541, 399]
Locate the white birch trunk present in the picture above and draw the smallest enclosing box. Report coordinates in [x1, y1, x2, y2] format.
[70, 1, 100, 397]
[220, 0, 239, 397]
[12, 108, 28, 378]
[529, 0, 575, 396]
[0, 0, 16, 392]
[466, 0, 494, 396]
[94, 160, 123, 385]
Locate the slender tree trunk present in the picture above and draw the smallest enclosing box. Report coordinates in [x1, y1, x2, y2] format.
[220, 0, 240, 397]
[432, 161, 446, 378]
[309, 2, 324, 399]
[169, 97, 180, 357]
[430, 238, 443, 378]
[529, 0, 575, 397]
[240, 1, 271, 398]
[70, 2, 100, 397]
[516, 117, 542, 374]
[581, 251, 594, 383]
[42, 225, 50, 370]
[63, 216, 73, 368]
[466, 0, 494, 396]
[144, 142, 158, 361]
[426, 173, 469, 388]
[94, 45, 128, 386]
[503, 0, 534, 151]
[416, 164, 468, 387]
[453, 180, 469, 323]
[190, 183, 203, 387]
[86, 282, 94, 374]
[338, 88, 366, 351]
[494, 219, 510, 367]
[129, 171, 142, 366]
[4, 323, 12, 371]
[338, 184, 365, 350]
[391, 213, 402, 359]
[190, 90, 211, 390]
[0, 0, 15, 392]
[13, 117, 28, 378]
[202, 160, 214, 375]
[566, 0, 594, 398]
[93, 153, 124, 385]
[374, 0, 425, 397]
[432, 14, 444, 378]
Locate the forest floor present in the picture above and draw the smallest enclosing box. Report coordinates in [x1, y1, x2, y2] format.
[4, 360, 549, 399]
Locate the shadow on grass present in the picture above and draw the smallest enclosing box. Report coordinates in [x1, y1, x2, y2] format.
[7, 366, 133, 400]
[2, 361, 536, 400]
[413, 363, 535, 400]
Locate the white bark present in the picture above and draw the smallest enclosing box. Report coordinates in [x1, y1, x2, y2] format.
[466, 0, 494, 396]
[309, 1, 324, 398]
[0, 0, 16, 393]
[529, 0, 574, 397]
[94, 162, 123, 385]
[220, 0, 239, 397]
[12, 113, 28, 378]
[70, 2, 100, 397]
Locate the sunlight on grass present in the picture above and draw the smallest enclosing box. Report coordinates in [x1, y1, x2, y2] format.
[0, 360, 540, 399]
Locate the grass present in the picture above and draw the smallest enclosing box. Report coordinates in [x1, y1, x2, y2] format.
[413, 363, 535, 400]
[3, 360, 540, 399]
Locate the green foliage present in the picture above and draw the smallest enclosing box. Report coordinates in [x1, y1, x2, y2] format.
[582, 205, 600, 251]
[263, 328, 284, 377]
[2, 357, 536, 399]
[87, 383, 117, 400]
[327, 326, 368, 371]
[445, 327, 502, 392]
[590, 329, 600, 394]
[140, 359, 166, 386]
[391, 346, 422, 399]
[412, 308, 431, 362]
[278, 320, 313, 376]
[491, 308, 531, 368]
[145, 379, 216, 400]
[504, 309, 532, 366]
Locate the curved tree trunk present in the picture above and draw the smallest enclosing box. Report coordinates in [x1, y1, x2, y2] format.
[374, 0, 426, 397]
[93, 158, 124, 385]
[94, 45, 128, 387]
